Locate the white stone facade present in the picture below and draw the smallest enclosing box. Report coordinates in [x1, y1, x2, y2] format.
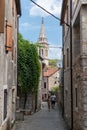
[38, 18, 49, 66]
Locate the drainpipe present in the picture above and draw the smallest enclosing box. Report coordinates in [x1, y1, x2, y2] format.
[70, 0, 73, 129]
[62, 29, 64, 117]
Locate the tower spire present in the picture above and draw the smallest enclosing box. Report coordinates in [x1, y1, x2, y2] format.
[38, 17, 48, 44]
[37, 18, 49, 66]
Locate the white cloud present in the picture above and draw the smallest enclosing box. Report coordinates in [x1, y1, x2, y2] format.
[49, 47, 62, 60]
[20, 22, 40, 31]
[30, 0, 62, 17]
[20, 22, 30, 28]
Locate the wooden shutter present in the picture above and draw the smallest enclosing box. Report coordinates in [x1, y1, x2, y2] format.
[0, 0, 5, 33]
[6, 23, 13, 52]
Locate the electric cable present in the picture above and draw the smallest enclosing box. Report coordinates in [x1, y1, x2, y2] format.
[30, 0, 70, 27]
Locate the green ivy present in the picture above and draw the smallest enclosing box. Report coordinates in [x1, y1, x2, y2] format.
[18, 33, 41, 94]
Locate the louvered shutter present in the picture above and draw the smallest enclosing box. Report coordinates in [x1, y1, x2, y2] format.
[6, 23, 13, 52]
[0, 0, 5, 33]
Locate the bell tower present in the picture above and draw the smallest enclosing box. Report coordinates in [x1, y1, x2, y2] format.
[37, 18, 49, 66]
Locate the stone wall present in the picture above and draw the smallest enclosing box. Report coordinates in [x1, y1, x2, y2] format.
[80, 4, 87, 130]
[49, 71, 59, 91]
[61, 0, 87, 130]
[64, 68, 71, 128]
[0, 0, 19, 129]
[72, 3, 87, 130]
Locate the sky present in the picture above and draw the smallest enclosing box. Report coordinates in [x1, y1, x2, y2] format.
[19, 0, 62, 60]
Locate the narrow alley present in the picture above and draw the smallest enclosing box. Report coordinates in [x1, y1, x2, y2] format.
[16, 102, 68, 130]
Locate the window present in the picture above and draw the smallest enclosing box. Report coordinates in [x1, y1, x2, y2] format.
[42, 49, 43, 56]
[64, 55, 65, 69]
[67, 48, 69, 67]
[66, 5, 68, 24]
[3, 89, 7, 120]
[39, 49, 41, 56]
[44, 82, 46, 88]
[54, 81, 57, 84]
[12, 89, 15, 104]
[75, 88, 78, 108]
[45, 94, 47, 98]
[5, 22, 13, 52]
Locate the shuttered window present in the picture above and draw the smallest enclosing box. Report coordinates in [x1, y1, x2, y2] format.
[4, 89, 7, 120]
[67, 48, 69, 67]
[5, 23, 13, 52]
[64, 55, 65, 69]
[0, 0, 5, 33]
[44, 82, 46, 88]
[75, 88, 78, 108]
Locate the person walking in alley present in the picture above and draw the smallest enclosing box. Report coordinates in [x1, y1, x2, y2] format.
[47, 95, 51, 111]
[51, 93, 56, 109]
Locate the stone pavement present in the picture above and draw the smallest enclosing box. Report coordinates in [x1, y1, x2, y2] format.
[16, 102, 68, 130]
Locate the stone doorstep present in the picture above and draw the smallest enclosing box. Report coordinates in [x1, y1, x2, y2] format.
[24, 110, 32, 115]
[20, 109, 33, 115]
[16, 110, 24, 121]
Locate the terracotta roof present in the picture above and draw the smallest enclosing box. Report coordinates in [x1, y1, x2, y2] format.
[43, 67, 58, 77]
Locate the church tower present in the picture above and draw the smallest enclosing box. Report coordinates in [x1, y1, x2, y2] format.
[38, 18, 49, 66]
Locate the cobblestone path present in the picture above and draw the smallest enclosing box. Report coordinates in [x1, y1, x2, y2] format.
[16, 102, 68, 130]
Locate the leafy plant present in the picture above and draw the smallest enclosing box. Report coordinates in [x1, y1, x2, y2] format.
[49, 59, 58, 68]
[18, 33, 41, 95]
[51, 86, 60, 93]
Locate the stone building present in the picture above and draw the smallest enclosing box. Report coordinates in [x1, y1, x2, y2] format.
[61, 0, 87, 130]
[37, 18, 49, 101]
[42, 67, 59, 101]
[38, 18, 49, 66]
[0, 0, 21, 129]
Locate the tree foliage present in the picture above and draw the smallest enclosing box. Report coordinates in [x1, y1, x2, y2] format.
[49, 59, 58, 68]
[51, 86, 60, 93]
[18, 33, 41, 94]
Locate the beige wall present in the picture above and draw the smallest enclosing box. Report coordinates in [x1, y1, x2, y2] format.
[48, 71, 59, 91]
[0, 0, 19, 129]
[42, 70, 59, 101]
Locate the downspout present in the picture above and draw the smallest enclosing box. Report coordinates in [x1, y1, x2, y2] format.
[62, 28, 64, 117]
[70, 0, 73, 129]
[15, 0, 21, 96]
[17, 17, 20, 96]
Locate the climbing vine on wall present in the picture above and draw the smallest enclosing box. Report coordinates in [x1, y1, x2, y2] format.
[18, 33, 41, 94]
